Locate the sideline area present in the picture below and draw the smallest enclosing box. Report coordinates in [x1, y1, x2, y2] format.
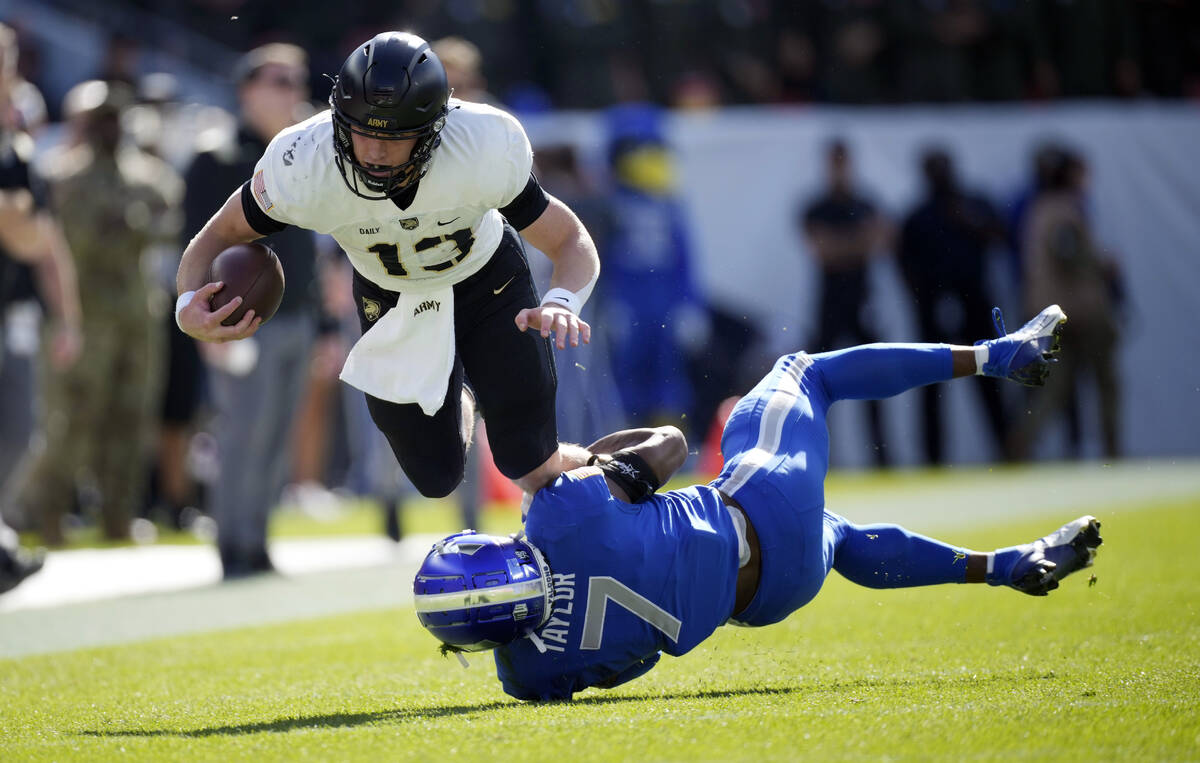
[1, 459, 1197, 659]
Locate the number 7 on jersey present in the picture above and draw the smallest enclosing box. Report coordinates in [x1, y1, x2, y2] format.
[579, 576, 682, 650]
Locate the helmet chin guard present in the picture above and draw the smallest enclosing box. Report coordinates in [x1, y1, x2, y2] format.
[328, 31, 451, 199]
[413, 531, 554, 652]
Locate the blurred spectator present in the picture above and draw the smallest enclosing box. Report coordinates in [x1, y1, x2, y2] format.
[531, 142, 625, 446]
[119, 70, 214, 531]
[0, 21, 80, 489]
[1007, 143, 1098, 455]
[600, 105, 706, 434]
[0, 24, 46, 132]
[1132, 0, 1200, 98]
[710, 0, 780, 103]
[96, 33, 140, 88]
[1007, 141, 1061, 276]
[1039, 0, 1140, 98]
[971, 0, 1047, 101]
[890, 0, 985, 102]
[774, 5, 821, 102]
[888, 0, 1050, 102]
[821, 0, 890, 104]
[310, 246, 419, 540]
[1014, 150, 1123, 460]
[0, 22, 79, 587]
[632, 0, 779, 105]
[31, 0, 1199, 107]
[530, 0, 643, 108]
[183, 43, 322, 579]
[800, 139, 890, 466]
[7, 79, 180, 545]
[398, 0, 536, 108]
[431, 36, 498, 106]
[898, 147, 1010, 464]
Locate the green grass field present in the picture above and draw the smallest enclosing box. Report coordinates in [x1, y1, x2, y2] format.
[3, 494, 1199, 762]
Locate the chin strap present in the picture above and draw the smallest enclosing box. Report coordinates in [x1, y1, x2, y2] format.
[454, 652, 470, 669]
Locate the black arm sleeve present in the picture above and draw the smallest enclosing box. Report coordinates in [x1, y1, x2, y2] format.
[240, 179, 289, 236]
[499, 173, 551, 231]
[595, 450, 663, 503]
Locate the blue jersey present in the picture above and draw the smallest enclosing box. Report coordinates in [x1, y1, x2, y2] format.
[494, 467, 741, 701]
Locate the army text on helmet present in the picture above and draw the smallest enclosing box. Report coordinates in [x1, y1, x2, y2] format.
[328, 31, 451, 200]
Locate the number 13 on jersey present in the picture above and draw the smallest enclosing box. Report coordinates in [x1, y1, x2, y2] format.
[368, 227, 476, 278]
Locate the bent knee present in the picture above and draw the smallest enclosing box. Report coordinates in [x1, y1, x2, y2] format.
[513, 456, 559, 495]
[408, 465, 465, 499]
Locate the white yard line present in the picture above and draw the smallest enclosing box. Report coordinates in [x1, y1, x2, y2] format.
[827, 459, 1200, 530]
[0, 535, 442, 658]
[1, 460, 1196, 659]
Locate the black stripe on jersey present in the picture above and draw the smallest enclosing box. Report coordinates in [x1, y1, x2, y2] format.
[240, 179, 289, 236]
[500, 173, 550, 231]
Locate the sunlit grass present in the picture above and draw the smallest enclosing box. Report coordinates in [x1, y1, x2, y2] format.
[3, 497, 1197, 762]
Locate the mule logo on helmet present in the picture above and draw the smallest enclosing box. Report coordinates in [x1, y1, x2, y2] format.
[400, 217, 419, 230]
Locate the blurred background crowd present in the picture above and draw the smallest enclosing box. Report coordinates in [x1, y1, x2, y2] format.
[9, 0, 1200, 118]
[1, 0, 1197, 583]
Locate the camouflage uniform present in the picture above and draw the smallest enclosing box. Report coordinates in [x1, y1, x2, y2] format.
[12, 140, 181, 544]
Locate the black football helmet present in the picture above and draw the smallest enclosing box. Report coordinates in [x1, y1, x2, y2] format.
[329, 32, 450, 199]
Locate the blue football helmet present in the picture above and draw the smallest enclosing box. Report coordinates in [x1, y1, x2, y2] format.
[413, 531, 553, 652]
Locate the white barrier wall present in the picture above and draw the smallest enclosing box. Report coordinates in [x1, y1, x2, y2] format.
[526, 103, 1200, 464]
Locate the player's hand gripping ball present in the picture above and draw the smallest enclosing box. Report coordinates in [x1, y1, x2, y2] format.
[208, 243, 285, 326]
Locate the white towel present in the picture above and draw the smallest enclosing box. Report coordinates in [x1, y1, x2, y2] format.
[339, 287, 455, 416]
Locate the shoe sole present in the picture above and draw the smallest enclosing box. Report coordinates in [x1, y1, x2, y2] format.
[1012, 515, 1102, 595]
[1046, 515, 1103, 581]
[1022, 304, 1068, 357]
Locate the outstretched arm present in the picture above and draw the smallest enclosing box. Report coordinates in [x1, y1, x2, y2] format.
[514, 195, 599, 350]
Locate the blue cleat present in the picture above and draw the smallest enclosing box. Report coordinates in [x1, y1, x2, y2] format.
[995, 516, 1103, 596]
[975, 304, 1067, 387]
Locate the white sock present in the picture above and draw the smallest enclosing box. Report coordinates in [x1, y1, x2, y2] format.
[974, 344, 989, 375]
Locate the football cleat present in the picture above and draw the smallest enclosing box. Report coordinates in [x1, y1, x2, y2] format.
[1002, 516, 1103, 596]
[975, 304, 1067, 387]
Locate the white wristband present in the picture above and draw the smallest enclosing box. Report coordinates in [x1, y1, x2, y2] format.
[175, 290, 196, 330]
[974, 344, 989, 375]
[540, 287, 582, 314]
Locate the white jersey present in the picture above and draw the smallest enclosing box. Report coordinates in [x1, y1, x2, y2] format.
[250, 99, 533, 294]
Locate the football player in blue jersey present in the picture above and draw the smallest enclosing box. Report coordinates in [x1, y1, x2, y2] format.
[413, 305, 1103, 701]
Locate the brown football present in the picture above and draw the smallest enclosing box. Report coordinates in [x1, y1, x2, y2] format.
[208, 243, 285, 326]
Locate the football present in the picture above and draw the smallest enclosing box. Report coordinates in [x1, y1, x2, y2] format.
[208, 242, 285, 326]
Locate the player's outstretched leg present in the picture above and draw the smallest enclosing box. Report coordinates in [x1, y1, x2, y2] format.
[823, 511, 1102, 597]
[811, 343, 955, 403]
[988, 516, 1103, 596]
[974, 304, 1067, 387]
[827, 513, 979, 588]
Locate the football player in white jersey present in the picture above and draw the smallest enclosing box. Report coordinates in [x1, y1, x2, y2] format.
[175, 32, 600, 497]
